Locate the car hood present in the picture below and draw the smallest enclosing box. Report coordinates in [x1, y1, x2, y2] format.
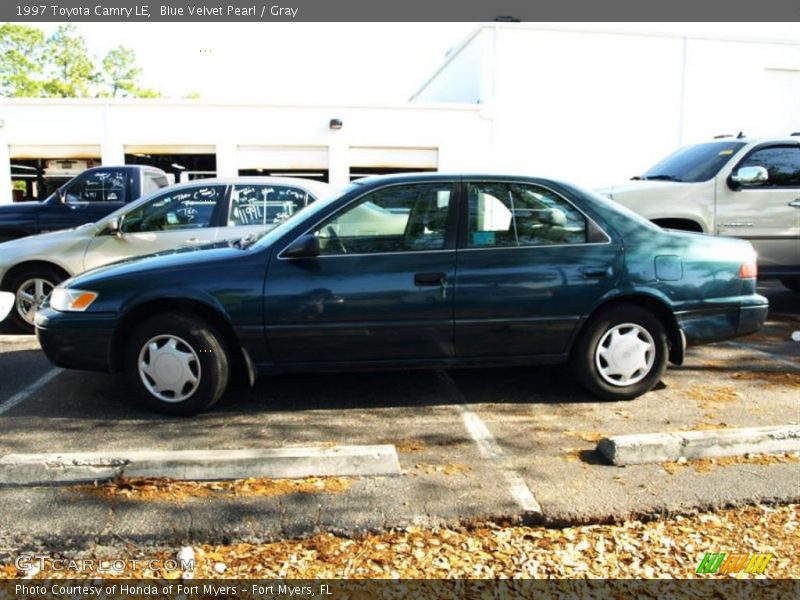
[68, 240, 251, 287]
[0, 201, 46, 217]
[0, 224, 96, 259]
[596, 180, 691, 199]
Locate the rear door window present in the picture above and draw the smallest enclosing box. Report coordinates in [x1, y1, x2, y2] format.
[228, 184, 315, 227]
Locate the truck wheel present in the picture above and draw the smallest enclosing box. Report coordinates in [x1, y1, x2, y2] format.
[125, 312, 230, 416]
[780, 277, 800, 293]
[570, 304, 669, 401]
[7, 267, 67, 333]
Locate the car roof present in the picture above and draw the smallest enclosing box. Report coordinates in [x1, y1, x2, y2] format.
[161, 176, 333, 194]
[348, 172, 566, 187]
[701, 136, 800, 145]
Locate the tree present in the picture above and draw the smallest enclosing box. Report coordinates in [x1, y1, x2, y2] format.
[101, 46, 140, 97]
[0, 24, 47, 97]
[0, 24, 163, 99]
[43, 25, 97, 98]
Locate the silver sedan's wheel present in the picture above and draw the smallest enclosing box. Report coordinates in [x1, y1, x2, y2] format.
[16, 277, 55, 325]
[595, 323, 656, 386]
[138, 334, 202, 403]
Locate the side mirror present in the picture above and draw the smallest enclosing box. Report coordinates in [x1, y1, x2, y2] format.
[283, 234, 320, 259]
[731, 166, 768, 187]
[107, 217, 123, 239]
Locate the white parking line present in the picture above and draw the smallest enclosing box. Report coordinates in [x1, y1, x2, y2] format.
[0, 368, 61, 416]
[436, 371, 542, 515]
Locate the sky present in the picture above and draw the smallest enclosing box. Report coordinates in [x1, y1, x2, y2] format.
[33, 22, 800, 104]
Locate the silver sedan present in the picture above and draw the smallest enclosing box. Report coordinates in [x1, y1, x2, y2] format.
[0, 176, 332, 331]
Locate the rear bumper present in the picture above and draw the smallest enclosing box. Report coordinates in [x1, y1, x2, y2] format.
[676, 295, 769, 346]
[35, 308, 116, 372]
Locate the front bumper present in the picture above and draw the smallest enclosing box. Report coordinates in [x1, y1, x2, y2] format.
[35, 308, 116, 372]
[676, 294, 769, 346]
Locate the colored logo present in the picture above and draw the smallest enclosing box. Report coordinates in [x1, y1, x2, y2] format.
[696, 553, 772, 575]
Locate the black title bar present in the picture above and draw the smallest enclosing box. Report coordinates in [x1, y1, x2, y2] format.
[4, 0, 800, 22]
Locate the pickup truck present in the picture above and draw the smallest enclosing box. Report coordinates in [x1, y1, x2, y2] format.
[0, 165, 169, 242]
[599, 136, 800, 292]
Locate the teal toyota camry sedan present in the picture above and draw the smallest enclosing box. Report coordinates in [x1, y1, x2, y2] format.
[35, 174, 769, 415]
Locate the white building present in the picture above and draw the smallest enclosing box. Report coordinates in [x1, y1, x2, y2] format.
[413, 23, 800, 186]
[1, 23, 799, 203]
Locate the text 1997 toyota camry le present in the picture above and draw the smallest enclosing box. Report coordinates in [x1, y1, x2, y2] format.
[35, 174, 768, 415]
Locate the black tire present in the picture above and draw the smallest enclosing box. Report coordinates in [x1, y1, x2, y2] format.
[780, 277, 800, 293]
[5, 266, 67, 333]
[570, 304, 669, 401]
[125, 312, 230, 416]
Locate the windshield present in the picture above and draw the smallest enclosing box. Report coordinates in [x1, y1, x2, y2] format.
[639, 141, 745, 183]
[249, 182, 360, 249]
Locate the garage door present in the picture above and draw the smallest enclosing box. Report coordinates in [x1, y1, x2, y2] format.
[9, 145, 101, 159]
[349, 147, 438, 169]
[238, 146, 329, 170]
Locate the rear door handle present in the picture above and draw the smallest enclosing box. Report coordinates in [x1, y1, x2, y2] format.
[414, 272, 446, 286]
[415, 272, 448, 299]
[583, 267, 609, 279]
[789, 199, 800, 208]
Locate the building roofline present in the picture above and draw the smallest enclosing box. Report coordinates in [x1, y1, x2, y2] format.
[0, 97, 482, 112]
[410, 23, 800, 101]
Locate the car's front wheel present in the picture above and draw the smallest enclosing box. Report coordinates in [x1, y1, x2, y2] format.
[125, 312, 230, 416]
[570, 304, 668, 401]
[7, 266, 67, 333]
[779, 277, 800, 293]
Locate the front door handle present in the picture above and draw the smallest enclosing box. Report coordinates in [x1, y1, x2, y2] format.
[184, 238, 202, 244]
[789, 199, 800, 209]
[583, 267, 609, 279]
[414, 272, 448, 300]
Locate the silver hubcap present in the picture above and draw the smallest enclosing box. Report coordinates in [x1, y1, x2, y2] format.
[138, 335, 202, 403]
[595, 323, 656, 387]
[16, 278, 54, 325]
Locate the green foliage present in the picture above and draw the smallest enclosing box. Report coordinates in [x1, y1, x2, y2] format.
[0, 24, 162, 98]
[0, 23, 47, 96]
[43, 25, 97, 97]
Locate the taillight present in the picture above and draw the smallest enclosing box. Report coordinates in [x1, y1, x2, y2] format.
[739, 261, 757, 279]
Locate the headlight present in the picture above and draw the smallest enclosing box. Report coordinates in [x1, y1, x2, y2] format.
[50, 288, 98, 312]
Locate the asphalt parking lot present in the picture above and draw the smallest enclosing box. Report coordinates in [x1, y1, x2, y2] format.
[0, 282, 797, 549]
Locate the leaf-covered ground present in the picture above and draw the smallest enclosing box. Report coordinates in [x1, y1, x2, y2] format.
[3, 504, 797, 579]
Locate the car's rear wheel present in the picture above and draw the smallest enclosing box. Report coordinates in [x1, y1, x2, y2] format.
[125, 312, 230, 416]
[570, 304, 668, 401]
[779, 277, 800, 293]
[7, 266, 67, 333]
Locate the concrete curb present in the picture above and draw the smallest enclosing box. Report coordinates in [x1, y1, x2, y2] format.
[0, 335, 37, 344]
[0, 445, 401, 486]
[597, 425, 800, 466]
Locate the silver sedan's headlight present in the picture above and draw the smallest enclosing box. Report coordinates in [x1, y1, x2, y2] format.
[50, 288, 98, 312]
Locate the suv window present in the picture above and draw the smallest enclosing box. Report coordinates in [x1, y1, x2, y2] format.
[467, 183, 587, 247]
[142, 170, 169, 196]
[313, 183, 452, 255]
[737, 146, 800, 187]
[64, 170, 127, 203]
[641, 141, 746, 183]
[121, 185, 225, 233]
[229, 184, 314, 227]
